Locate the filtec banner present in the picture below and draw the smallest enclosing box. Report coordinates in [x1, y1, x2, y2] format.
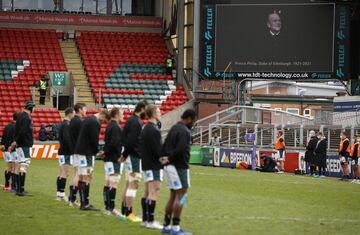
[0, 144, 59, 160]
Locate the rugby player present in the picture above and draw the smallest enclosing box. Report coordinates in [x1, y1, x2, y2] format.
[1, 112, 18, 191]
[68, 103, 87, 206]
[160, 109, 196, 235]
[350, 135, 360, 183]
[139, 105, 163, 229]
[121, 100, 148, 222]
[12, 100, 35, 196]
[339, 132, 351, 180]
[74, 109, 110, 210]
[56, 107, 75, 201]
[102, 107, 124, 216]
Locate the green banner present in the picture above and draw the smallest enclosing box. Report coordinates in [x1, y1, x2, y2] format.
[52, 72, 66, 86]
[190, 146, 203, 164]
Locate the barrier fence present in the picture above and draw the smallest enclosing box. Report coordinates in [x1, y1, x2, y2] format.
[189, 146, 348, 178]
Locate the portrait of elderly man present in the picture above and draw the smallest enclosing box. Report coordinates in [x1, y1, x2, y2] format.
[267, 11, 282, 36]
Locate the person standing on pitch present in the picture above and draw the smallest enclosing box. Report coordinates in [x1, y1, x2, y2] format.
[314, 132, 327, 178]
[139, 105, 163, 230]
[350, 135, 360, 183]
[74, 109, 110, 211]
[102, 107, 124, 217]
[11, 100, 35, 196]
[121, 100, 148, 222]
[275, 130, 286, 172]
[1, 112, 19, 191]
[305, 130, 318, 176]
[160, 109, 196, 235]
[56, 107, 75, 201]
[339, 132, 351, 180]
[68, 103, 87, 206]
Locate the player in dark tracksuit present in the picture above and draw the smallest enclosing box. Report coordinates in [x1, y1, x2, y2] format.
[12, 100, 35, 196]
[121, 100, 148, 221]
[1, 112, 18, 191]
[160, 109, 196, 235]
[68, 103, 87, 206]
[139, 105, 163, 229]
[314, 132, 327, 178]
[56, 107, 75, 201]
[74, 109, 110, 211]
[102, 107, 124, 216]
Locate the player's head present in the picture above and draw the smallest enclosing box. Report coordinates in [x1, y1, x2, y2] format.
[13, 111, 19, 122]
[267, 12, 281, 34]
[74, 103, 87, 117]
[356, 135, 360, 142]
[340, 132, 347, 139]
[134, 100, 148, 119]
[110, 107, 122, 122]
[98, 109, 111, 124]
[278, 130, 283, 136]
[309, 130, 315, 137]
[145, 104, 161, 122]
[64, 107, 75, 119]
[24, 100, 35, 113]
[181, 109, 196, 129]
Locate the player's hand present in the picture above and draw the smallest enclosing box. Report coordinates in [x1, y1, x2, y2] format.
[159, 156, 169, 165]
[119, 155, 125, 163]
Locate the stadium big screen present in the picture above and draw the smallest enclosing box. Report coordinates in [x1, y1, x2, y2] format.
[200, 0, 350, 80]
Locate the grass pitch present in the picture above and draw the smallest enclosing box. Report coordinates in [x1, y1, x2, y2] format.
[1, 160, 360, 235]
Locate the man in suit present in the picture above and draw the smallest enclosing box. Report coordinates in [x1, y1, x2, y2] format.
[305, 130, 318, 176]
[314, 132, 327, 178]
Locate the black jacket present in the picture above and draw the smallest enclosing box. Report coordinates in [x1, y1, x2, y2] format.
[74, 115, 101, 156]
[15, 111, 33, 147]
[140, 122, 162, 171]
[104, 120, 123, 162]
[1, 122, 16, 150]
[351, 142, 359, 159]
[315, 138, 327, 167]
[122, 114, 142, 158]
[163, 122, 191, 169]
[304, 136, 318, 163]
[58, 119, 72, 155]
[69, 115, 83, 155]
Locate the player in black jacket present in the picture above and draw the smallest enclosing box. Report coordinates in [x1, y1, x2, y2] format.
[68, 103, 87, 206]
[74, 109, 110, 211]
[121, 100, 148, 222]
[160, 109, 196, 235]
[101, 107, 124, 216]
[139, 105, 163, 229]
[11, 100, 35, 196]
[0, 112, 18, 191]
[56, 107, 74, 201]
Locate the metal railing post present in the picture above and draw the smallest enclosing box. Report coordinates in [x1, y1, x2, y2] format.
[300, 125, 304, 147]
[236, 124, 240, 147]
[208, 124, 213, 145]
[56, 90, 59, 109]
[228, 128, 231, 147]
[200, 126, 203, 146]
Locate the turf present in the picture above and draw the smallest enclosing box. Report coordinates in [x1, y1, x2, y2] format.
[0, 160, 360, 235]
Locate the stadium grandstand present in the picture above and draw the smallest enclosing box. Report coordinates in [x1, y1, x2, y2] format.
[0, 1, 360, 235]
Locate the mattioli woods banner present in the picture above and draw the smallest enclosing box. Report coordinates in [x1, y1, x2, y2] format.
[0, 144, 60, 160]
[0, 12, 162, 28]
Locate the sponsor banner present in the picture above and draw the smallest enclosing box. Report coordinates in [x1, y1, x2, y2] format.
[0, 144, 59, 160]
[333, 101, 360, 112]
[259, 151, 299, 173]
[325, 155, 352, 178]
[190, 146, 203, 164]
[214, 147, 220, 167]
[219, 148, 252, 168]
[0, 12, 162, 28]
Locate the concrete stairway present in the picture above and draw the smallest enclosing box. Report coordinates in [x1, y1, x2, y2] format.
[60, 40, 96, 107]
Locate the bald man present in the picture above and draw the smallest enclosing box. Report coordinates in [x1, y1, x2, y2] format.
[267, 12, 282, 36]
